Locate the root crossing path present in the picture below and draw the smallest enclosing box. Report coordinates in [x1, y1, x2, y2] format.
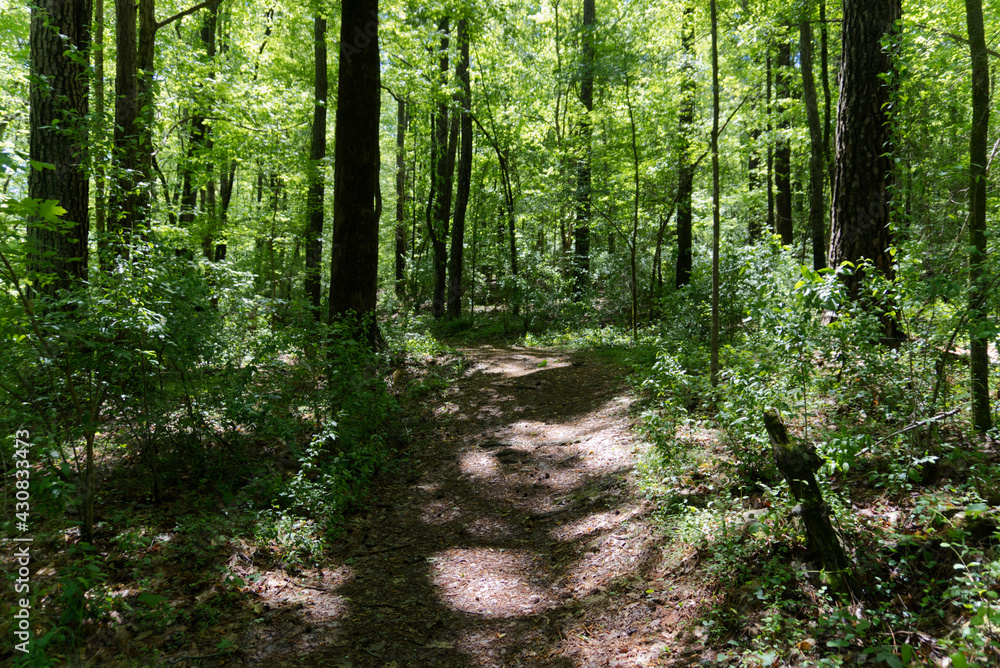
[245, 346, 701, 667]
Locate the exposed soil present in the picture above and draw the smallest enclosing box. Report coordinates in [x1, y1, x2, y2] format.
[236, 345, 709, 667]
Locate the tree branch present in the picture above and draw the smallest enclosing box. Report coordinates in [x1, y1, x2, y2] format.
[156, 0, 218, 32]
[911, 22, 1000, 59]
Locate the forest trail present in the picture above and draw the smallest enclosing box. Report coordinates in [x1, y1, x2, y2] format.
[241, 345, 707, 667]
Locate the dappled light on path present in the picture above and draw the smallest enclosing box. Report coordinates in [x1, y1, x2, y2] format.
[430, 548, 555, 618]
[241, 345, 700, 666]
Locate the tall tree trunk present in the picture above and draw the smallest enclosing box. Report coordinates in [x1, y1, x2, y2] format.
[827, 0, 901, 340]
[108, 0, 156, 256]
[709, 0, 721, 387]
[820, 0, 833, 189]
[28, 0, 91, 296]
[305, 15, 328, 318]
[573, 0, 595, 299]
[448, 18, 472, 319]
[429, 18, 456, 318]
[800, 20, 826, 271]
[196, 0, 225, 262]
[110, 0, 139, 253]
[93, 0, 107, 264]
[624, 69, 640, 341]
[395, 98, 408, 298]
[766, 52, 775, 233]
[180, 0, 221, 245]
[966, 0, 992, 432]
[214, 160, 236, 261]
[675, 2, 695, 289]
[775, 40, 793, 245]
[328, 0, 381, 346]
[748, 127, 762, 240]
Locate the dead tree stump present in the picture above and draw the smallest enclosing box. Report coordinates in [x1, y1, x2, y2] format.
[763, 409, 863, 599]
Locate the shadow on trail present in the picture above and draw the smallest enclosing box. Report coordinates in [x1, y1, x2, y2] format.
[248, 346, 670, 667]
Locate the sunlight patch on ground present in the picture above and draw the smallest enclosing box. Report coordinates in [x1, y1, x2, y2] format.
[458, 449, 500, 478]
[430, 548, 553, 617]
[548, 504, 645, 542]
[464, 348, 571, 379]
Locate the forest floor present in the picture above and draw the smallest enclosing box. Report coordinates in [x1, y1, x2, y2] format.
[235, 344, 708, 667]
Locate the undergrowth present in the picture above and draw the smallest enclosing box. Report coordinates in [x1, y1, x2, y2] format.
[635, 240, 1000, 667]
[0, 251, 460, 665]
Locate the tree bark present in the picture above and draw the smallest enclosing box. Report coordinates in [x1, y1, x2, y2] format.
[748, 127, 762, 240]
[108, 0, 156, 255]
[775, 41, 793, 246]
[395, 98, 407, 298]
[800, 20, 826, 271]
[448, 18, 473, 319]
[305, 15, 328, 318]
[93, 0, 107, 264]
[675, 3, 695, 289]
[710, 0, 721, 386]
[827, 0, 901, 340]
[966, 0, 992, 432]
[763, 409, 863, 599]
[573, 0, 595, 299]
[624, 69, 640, 341]
[766, 52, 775, 233]
[328, 0, 381, 347]
[27, 0, 91, 296]
[820, 0, 833, 189]
[195, 0, 226, 262]
[429, 18, 456, 318]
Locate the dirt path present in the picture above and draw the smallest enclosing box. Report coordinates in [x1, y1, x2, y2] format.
[242, 346, 703, 667]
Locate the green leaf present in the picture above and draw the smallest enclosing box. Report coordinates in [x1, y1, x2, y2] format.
[38, 199, 66, 223]
[137, 592, 166, 607]
[29, 160, 55, 172]
[951, 651, 969, 668]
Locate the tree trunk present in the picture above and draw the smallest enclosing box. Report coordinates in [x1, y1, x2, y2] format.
[196, 0, 226, 262]
[800, 20, 826, 271]
[748, 127, 762, 240]
[110, 0, 138, 251]
[966, 0, 992, 432]
[328, 0, 381, 347]
[305, 15, 328, 318]
[820, 0, 833, 189]
[775, 41, 793, 246]
[573, 0, 595, 299]
[827, 0, 901, 341]
[93, 0, 107, 266]
[766, 52, 775, 233]
[675, 2, 695, 289]
[108, 0, 156, 255]
[624, 70, 640, 341]
[763, 410, 863, 599]
[213, 160, 236, 261]
[448, 18, 472, 319]
[395, 98, 407, 298]
[709, 0, 721, 387]
[429, 18, 456, 318]
[27, 0, 91, 296]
